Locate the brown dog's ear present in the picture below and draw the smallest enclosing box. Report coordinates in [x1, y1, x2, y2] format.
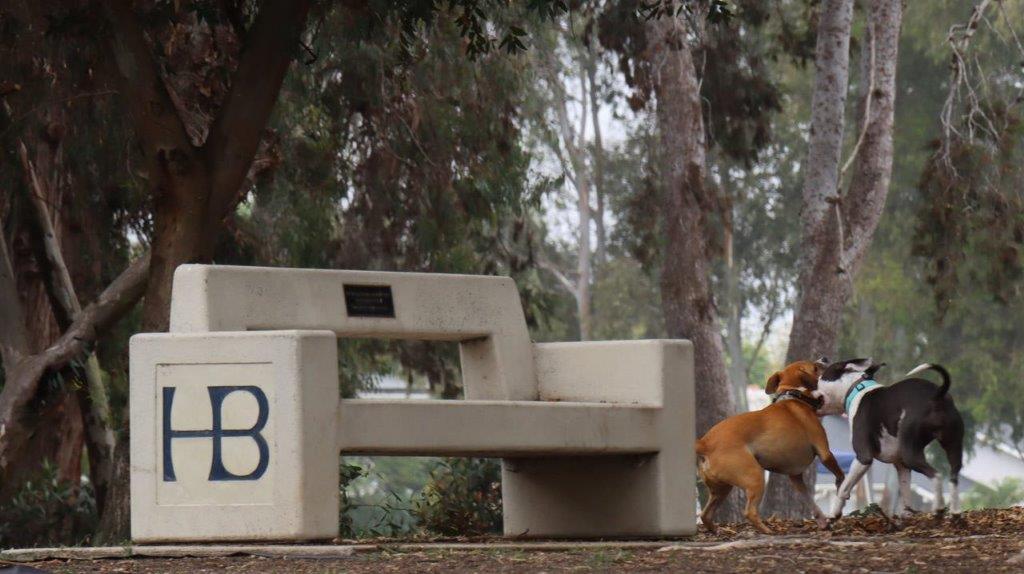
[799, 368, 820, 390]
[765, 372, 782, 394]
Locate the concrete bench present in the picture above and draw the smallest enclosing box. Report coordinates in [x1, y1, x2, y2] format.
[130, 265, 695, 542]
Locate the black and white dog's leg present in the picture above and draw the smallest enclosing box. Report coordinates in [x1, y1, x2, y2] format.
[896, 463, 914, 517]
[940, 432, 963, 515]
[950, 476, 960, 514]
[830, 460, 872, 519]
[932, 475, 945, 512]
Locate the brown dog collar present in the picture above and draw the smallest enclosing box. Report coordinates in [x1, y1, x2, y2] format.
[771, 389, 823, 410]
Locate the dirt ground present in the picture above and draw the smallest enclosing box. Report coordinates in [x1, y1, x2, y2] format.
[11, 507, 1024, 573]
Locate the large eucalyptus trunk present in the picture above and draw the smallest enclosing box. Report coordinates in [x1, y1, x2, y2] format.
[765, 0, 903, 518]
[646, 13, 742, 523]
[96, 0, 312, 540]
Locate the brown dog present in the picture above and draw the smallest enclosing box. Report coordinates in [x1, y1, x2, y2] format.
[695, 360, 845, 533]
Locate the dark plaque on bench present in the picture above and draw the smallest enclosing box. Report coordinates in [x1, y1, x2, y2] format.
[344, 284, 395, 318]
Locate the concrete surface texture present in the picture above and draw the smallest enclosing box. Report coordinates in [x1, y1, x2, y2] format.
[130, 265, 695, 542]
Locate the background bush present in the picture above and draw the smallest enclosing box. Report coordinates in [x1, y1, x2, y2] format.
[412, 458, 503, 537]
[0, 461, 97, 548]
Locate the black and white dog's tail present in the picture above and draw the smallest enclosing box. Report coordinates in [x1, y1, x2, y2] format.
[899, 363, 954, 478]
[906, 363, 951, 399]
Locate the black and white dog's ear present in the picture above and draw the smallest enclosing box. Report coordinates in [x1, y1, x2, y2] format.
[815, 356, 829, 367]
[866, 362, 887, 377]
[848, 357, 873, 372]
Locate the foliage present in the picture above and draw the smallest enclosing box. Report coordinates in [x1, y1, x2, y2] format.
[964, 478, 1024, 510]
[340, 457, 436, 538]
[842, 0, 1024, 463]
[0, 461, 97, 548]
[745, 342, 774, 389]
[915, 107, 1024, 316]
[591, 256, 665, 340]
[414, 458, 503, 536]
[216, 2, 563, 396]
[339, 461, 367, 538]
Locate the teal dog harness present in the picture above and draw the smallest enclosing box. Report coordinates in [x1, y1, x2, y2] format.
[845, 379, 880, 413]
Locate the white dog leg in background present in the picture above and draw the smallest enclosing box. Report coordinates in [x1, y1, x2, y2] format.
[831, 460, 872, 519]
[896, 465, 913, 517]
[932, 475, 945, 512]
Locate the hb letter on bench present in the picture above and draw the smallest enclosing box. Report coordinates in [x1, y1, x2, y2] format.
[130, 265, 695, 542]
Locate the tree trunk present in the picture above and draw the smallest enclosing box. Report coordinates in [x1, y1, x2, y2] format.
[785, 0, 855, 364]
[586, 36, 608, 266]
[838, 0, 902, 279]
[646, 13, 743, 523]
[767, 0, 902, 518]
[577, 156, 593, 341]
[764, 0, 855, 520]
[97, 0, 312, 539]
[723, 218, 749, 412]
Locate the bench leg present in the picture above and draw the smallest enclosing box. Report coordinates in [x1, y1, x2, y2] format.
[500, 451, 695, 537]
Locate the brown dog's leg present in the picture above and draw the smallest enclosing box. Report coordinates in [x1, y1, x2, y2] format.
[741, 475, 771, 534]
[701, 481, 732, 533]
[805, 419, 846, 490]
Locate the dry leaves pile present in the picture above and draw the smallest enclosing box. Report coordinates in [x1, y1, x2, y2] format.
[692, 506, 1024, 540]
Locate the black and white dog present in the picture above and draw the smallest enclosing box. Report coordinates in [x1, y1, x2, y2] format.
[814, 358, 965, 519]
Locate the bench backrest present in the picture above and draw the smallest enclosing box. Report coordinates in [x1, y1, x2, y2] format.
[168, 265, 536, 399]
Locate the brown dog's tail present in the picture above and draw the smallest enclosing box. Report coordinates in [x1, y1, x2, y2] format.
[695, 438, 713, 480]
[696, 438, 708, 458]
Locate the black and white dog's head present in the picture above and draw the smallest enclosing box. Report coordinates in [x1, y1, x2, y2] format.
[814, 358, 886, 415]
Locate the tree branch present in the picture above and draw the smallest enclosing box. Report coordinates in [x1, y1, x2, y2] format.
[204, 0, 313, 225]
[940, 0, 994, 166]
[840, 19, 876, 178]
[840, 0, 903, 273]
[541, 49, 586, 165]
[796, 0, 854, 246]
[19, 140, 117, 500]
[536, 251, 578, 299]
[586, 39, 608, 264]
[0, 253, 149, 473]
[744, 296, 781, 381]
[18, 142, 78, 321]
